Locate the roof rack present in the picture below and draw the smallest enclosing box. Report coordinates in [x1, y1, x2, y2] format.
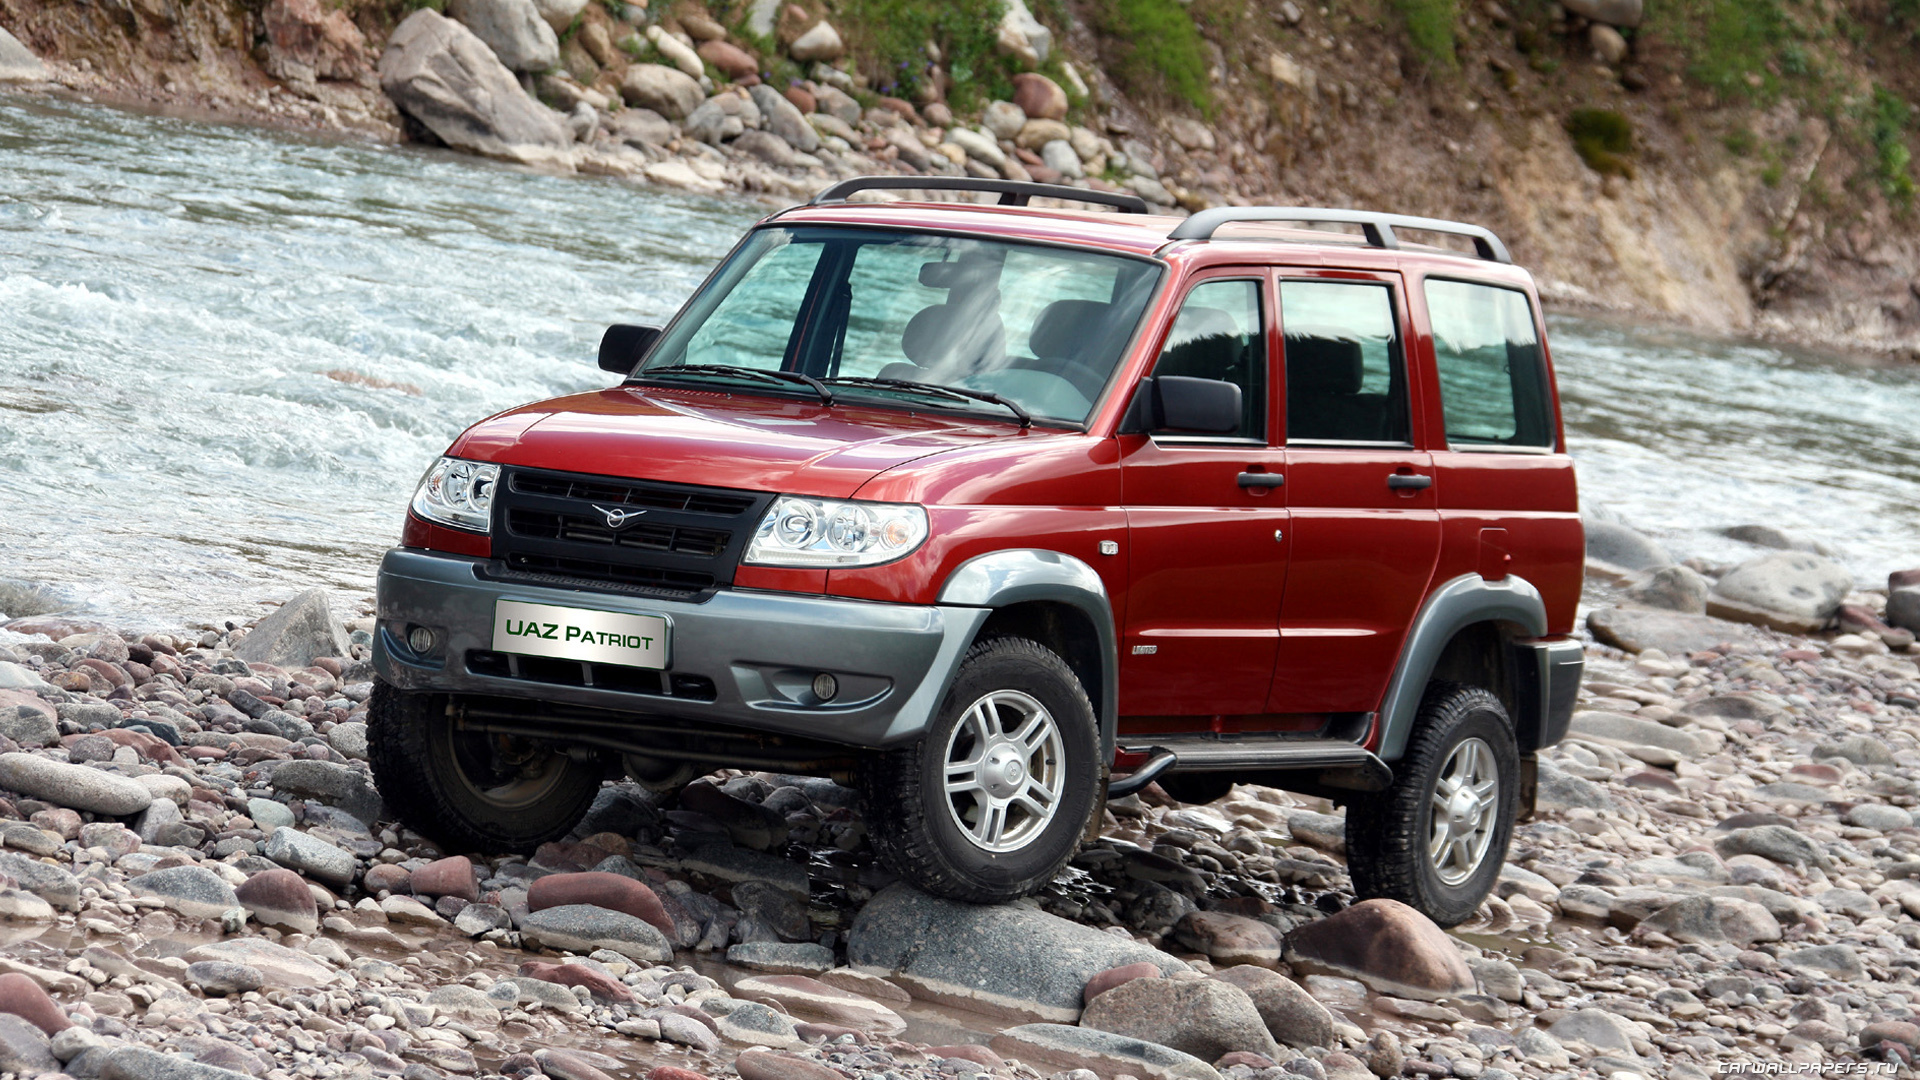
[809, 176, 1151, 215]
[1167, 207, 1511, 264]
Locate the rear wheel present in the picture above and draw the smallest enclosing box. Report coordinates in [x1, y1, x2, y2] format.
[862, 637, 1099, 903]
[1345, 682, 1517, 927]
[367, 680, 602, 854]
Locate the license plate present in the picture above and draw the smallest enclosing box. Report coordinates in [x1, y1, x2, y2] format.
[492, 600, 668, 669]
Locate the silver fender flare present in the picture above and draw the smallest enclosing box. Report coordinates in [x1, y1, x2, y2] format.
[1375, 572, 1548, 762]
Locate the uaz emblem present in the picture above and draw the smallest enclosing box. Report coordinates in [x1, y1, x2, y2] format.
[592, 505, 646, 528]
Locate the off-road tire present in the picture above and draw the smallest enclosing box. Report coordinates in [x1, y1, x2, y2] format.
[861, 637, 1100, 903]
[367, 679, 602, 854]
[1346, 682, 1518, 928]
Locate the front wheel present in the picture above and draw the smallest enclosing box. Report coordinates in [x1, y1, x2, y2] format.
[367, 680, 603, 854]
[1345, 683, 1518, 928]
[862, 637, 1100, 903]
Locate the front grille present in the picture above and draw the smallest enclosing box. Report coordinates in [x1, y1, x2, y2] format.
[491, 467, 772, 599]
[467, 650, 718, 700]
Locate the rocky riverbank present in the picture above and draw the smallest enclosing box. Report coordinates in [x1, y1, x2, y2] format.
[5, 0, 1920, 362]
[0, 532, 1916, 1080]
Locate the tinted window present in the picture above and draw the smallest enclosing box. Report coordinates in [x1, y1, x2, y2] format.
[1281, 281, 1408, 443]
[1148, 279, 1266, 440]
[1425, 279, 1554, 447]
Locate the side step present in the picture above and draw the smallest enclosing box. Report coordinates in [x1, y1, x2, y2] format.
[1112, 736, 1393, 793]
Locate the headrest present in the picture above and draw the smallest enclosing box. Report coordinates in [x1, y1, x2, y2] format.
[902, 298, 1005, 369]
[1029, 300, 1112, 361]
[1286, 336, 1363, 395]
[918, 257, 999, 289]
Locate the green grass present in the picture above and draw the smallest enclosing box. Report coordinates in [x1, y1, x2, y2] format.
[1088, 0, 1213, 115]
[1648, 0, 1793, 102]
[1723, 126, 1756, 156]
[1391, 0, 1459, 73]
[1567, 108, 1636, 178]
[1868, 85, 1916, 206]
[833, 0, 1016, 111]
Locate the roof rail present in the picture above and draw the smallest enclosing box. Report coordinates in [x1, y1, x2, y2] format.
[809, 176, 1151, 215]
[1167, 207, 1511, 264]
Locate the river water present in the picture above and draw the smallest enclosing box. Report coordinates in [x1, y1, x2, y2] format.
[2, 95, 1917, 628]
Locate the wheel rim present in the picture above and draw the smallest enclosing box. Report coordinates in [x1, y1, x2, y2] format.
[448, 730, 573, 811]
[942, 689, 1065, 853]
[1428, 736, 1500, 886]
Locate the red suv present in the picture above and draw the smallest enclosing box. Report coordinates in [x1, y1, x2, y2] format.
[369, 179, 1584, 926]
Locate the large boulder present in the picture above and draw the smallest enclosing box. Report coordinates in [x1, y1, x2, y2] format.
[1636, 895, 1781, 946]
[1710, 552, 1852, 623]
[0, 28, 46, 83]
[1282, 899, 1474, 1001]
[446, 0, 558, 73]
[1583, 518, 1671, 574]
[1209, 966, 1338, 1050]
[0, 753, 152, 816]
[1586, 606, 1761, 654]
[521, 904, 674, 962]
[1011, 72, 1068, 120]
[262, 0, 370, 82]
[749, 84, 820, 153]
[378, 10, 574, 167]
[620, 64, 705, 120]
[847, 884, 1187, 1022]
[1080, 975, 1280, 1062]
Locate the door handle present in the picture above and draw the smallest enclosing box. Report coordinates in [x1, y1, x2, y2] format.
[1387, 473, 1432, 490]
[1237, 472, 1285, 489]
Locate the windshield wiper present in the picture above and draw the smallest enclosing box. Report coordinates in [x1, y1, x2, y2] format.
[822, 377, 1032, 429]
[636, 364, 833, 406]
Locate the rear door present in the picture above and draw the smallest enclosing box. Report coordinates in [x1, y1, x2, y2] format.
[1270, 273, 1442, 717]
[1118, 270, 1289, 720]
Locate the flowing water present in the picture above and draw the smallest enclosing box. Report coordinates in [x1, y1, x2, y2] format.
[2, 94, 1917, 628]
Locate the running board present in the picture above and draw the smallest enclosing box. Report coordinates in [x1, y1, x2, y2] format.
[1116, 736, 1393, 793]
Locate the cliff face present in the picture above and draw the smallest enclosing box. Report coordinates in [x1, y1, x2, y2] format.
[2, 0, 1916, 360]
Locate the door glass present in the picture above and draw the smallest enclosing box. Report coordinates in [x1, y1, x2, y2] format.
[1147, 278, 1265, 439]
[1281, 281, 1409, 444]
[1425, 279, 1554, 447]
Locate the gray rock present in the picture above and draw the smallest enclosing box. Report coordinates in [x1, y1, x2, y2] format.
[271, 759, 382, 822]
[1681, 692, 1789, 728]
[102, 1044, 257, 1080]
[1568, 711, 1704, 761]
[1586, 606, 1761, 654]
[532, 0, 586, 34]
[1636, 895, 1780, 946]
[651, 1010, 718, 1050]
[749, 83, 819, 152]
[726, 941, 833, 974]
[989, 1024, 1221, 1080]
[848, 883, 1186, 1023]
[185, 960, 265, 995]
[683, 98, 743, 144]
[1563, 0, 1643, 27]
[326, 721, 368, 760]
[185, 938, 337, 989]
[446, 0, 558, 72]
[0, 662, 48, 692]
[1209, 966, 1335, 1050]
[0, 1013, 55, 1075]
[1714, 824, 1828, 870]
[713, 1000, 799, 1047]
[1846, 803, 1912, 831]
[522, 903, 674, 962]
[1584, 519, 1670, 572]
[427, 983, 502, 1022]
[734, 129, 796, 167]
[0, 852, 79, 910]
[813, 84, 861, 126]
[378, 10, 574, 165]
[1888, 587, 1920, 634]
[246, 798, 296, 831]
[1814, 734, 1897, 767]
[1625, 564, 1709, 613]
[0, 28, 47, 83]
[620, 64, 704, 120]
[0, 706, 58, 748]
[234, 588, 350, 669]
[676, 843, 808, 896]
[454, 902, 512, 936]
[1781, 944, 1864, 981]
[264, 826, 358, 886]
[0, 752, 153, 815]
[788, 20, 843, 62]
[609, 107, 674, 147]
[130, 866, 242, 921]
[1041, 139, 1084, 178]
[1712, 552, 1852, 621]
[1546, 1007, 1638, 1053]
[1534, 760, 1614, 813]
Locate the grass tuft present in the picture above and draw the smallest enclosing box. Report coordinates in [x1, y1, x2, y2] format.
[1088, 0, 1212, 115]
[833, 0, 1017, 112]
[1391, 0, 1459, 74]
[1567, 108, 1636, 178]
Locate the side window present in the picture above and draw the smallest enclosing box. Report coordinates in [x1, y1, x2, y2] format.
[1425, 279, 1554, 447]
[1148, 279, 1266, 439]
[1281, 281, 1409, 444]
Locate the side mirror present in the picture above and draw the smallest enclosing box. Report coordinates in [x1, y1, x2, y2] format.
[599, 324, 663, 375]
[1121, 375, 1243, 434]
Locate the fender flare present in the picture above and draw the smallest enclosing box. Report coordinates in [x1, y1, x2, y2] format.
[937, 549, 1120, 759]
[1375, 572, 1548, 762]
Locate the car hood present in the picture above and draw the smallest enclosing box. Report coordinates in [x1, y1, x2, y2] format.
[448, 385, 1033, 499]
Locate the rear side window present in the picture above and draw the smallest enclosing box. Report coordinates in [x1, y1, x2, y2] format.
[1425, 280, 1554, 447]
[1281, 281, 1409, 444]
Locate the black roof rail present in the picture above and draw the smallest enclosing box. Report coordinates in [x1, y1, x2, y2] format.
[809, 176, 1151, 215]
[1167, 206, 1512, 264]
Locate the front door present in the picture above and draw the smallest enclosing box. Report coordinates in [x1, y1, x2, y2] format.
[1271, 274, 1443, 718]
[1119, 272, 1290, 721]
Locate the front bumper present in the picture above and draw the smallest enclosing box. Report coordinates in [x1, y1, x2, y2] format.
[372, 548, 990, 749]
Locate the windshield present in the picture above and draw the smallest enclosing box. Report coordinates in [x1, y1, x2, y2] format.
[636, 226, 1163, 425]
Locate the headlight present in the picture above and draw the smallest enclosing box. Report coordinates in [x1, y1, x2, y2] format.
[410, 457, 499, 534]
[745, 496, 928, 567]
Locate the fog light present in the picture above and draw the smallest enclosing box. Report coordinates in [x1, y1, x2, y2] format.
[811, 673, 838, 702]
[406, 625, 437, 654]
